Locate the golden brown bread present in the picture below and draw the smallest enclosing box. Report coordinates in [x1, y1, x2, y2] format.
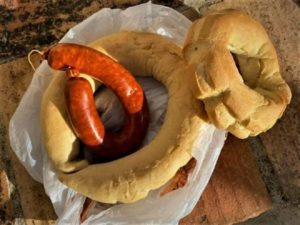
[40, 9, 292, 204]
[183, 9, 292, 138]
[41, 32, 206, 203]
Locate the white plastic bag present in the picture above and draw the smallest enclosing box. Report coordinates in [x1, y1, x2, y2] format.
[9, 2, 227, 224]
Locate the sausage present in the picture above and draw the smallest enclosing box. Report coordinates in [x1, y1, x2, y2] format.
[65, 77, 105, 147]
[65, 77, 149, 160]
[43, 43, 143, 114]
[42, 43, 149, 160]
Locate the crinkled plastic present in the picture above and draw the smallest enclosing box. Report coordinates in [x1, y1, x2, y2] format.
[9, 2, 227, 225]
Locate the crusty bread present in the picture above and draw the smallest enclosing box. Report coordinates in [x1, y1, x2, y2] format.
[183, 9, 291, 138]
[40, 9, 292, 204]
[41, 32, 206, 203]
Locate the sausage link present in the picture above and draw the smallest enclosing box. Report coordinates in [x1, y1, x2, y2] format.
[65, 77, 105, 146]
[65, 77, 149, 159]
[44, 43, 143, 114]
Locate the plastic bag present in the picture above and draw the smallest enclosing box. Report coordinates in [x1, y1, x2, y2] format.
[9, 2, 227, 224]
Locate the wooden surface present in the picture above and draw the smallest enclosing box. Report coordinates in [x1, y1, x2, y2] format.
[0, 0, 299, 224]
[0, 57, 57, 225]
[180, 135, 272, 225]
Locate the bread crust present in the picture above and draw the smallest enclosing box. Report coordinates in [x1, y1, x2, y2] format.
[41, 32, 205, 203]
[183, 9, 291, 138]
[41, 9, 292, 204]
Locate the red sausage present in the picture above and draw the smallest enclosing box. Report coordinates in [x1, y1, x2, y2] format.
[42, 43, 149, 159]
[65, 77, 149, 160]
[44, 43, 143, 114]
[65, 77, 105, 147]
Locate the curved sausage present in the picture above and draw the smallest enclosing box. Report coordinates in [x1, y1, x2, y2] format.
[65, 77, 149, 160]
[65, 77, 105, 147]
[44, 43, 143, 114]
[42, 43, 149, 160]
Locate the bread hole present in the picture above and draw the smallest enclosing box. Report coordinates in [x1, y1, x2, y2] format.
[231, 53, 261, 88]
[94, 86, 125, 132]
[83, 77, 167, 164]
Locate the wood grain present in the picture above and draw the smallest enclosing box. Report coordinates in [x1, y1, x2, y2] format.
[0, 57, 57, 224]
[180, 135, 272, 225]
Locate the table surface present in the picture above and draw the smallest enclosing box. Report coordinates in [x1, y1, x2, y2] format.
[0, 0, 299, 224]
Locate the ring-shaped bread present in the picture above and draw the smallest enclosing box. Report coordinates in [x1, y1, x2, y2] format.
[41, 32, 206, 203]
[183, 9, 292, 138]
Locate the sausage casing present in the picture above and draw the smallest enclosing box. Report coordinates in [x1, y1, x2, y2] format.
[45, 43, 144, 114]
[65, 77, 149, 160]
